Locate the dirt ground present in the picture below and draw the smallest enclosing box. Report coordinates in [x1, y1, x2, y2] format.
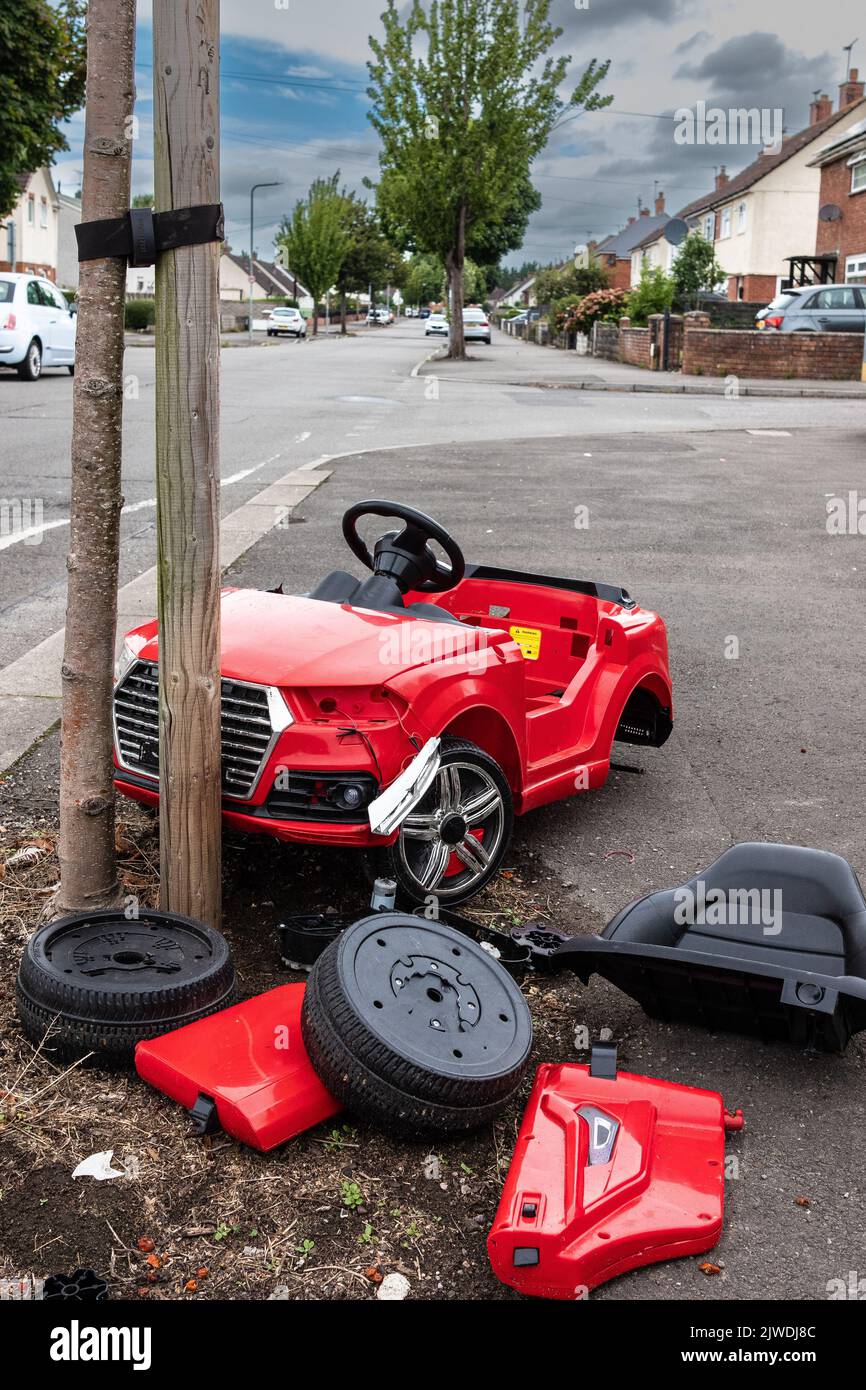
[0, 753, 607, 1303]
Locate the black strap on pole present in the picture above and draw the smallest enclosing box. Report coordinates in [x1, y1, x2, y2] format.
[75, 203, 224, 267]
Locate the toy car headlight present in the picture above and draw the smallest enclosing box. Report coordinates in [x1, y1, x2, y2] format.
[330, 781, 372, 811]
[114, 638, 140, 684]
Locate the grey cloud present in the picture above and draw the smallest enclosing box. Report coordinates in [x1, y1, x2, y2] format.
[555, 0, 682, 37]
[673, 30, 711, 56]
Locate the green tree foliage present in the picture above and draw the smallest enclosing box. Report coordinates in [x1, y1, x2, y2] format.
[367, 0, 611, 359]
[335, 196, 403, 332]
[0, 0, 86, 217]
[671, 230, 726, 306]
[278, 174, 350, 335]
[404, 252, 445, 307]
[533, 260, 610, 306]
[626, 266, 676, 325]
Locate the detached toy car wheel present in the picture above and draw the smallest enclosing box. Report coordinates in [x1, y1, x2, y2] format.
[16, 909, 236, 1066]
[370, 737, 513, 907]
[301, 913, 533, 1134]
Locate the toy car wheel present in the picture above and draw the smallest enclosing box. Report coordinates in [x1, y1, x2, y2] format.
[16, 910, 236, 1066]
[370, 737, 513, 906]
[301, 913, 533, 1134]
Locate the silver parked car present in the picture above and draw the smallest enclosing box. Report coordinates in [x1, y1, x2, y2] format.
[755, 284, 866, 332]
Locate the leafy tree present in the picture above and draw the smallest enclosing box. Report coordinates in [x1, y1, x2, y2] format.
[367, 0, 611, 359]
[0, 0, 86, 216]
[671, 230, 726, 307]
[626, 266, 676, 325]
[278, 174, 350, 335]
[498, 259, 541, 291]
[132, 192, 155, 208]
[335, 196, 403, 333]
[404, 252, 445, 307]
[533, 261, 609, 306]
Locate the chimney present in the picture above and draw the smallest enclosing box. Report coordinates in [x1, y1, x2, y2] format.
[839, 68, 864, 109]
[627, 215, 636, 225]
[810, 92, 832, 124]
[640, 205, 650, 216]
[715, 165, 729, 191]
[655, 190, 665, 215]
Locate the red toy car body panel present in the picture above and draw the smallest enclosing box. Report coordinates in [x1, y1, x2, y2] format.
[135, 984, 341, 1151]
[115, 565, 672, 845]
[488, 1062, 743, 1300]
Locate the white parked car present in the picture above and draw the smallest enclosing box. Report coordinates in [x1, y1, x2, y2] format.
[266, 306, 306, 338]
[0, 272, 76, 380]
[462, 306, 492, 345]
[425, 312, 449, 336]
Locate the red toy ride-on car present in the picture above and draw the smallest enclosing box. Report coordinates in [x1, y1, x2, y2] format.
[113, 501, 672, 904]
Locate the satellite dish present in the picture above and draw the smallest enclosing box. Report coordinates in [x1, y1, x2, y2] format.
[818, 203, 842, 221]
[664, 218, 689, 246]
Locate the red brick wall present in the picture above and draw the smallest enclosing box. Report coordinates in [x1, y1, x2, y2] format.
[619, 326, 652, 367]
[0, 261, 55, 279]
[682, 328, 863, 380]
[726, 274, 777, 303]
[607, 258, 632, 292]
[815, 157, 866, 269]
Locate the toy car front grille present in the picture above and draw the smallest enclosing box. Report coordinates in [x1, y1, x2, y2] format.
[114, 661, 276, 799]
[266, 770, 379, 823]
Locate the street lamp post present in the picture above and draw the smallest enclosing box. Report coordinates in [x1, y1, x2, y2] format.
[248, 181, 281, 342]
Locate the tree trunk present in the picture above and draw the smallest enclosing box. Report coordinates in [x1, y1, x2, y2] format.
[339, 291, 348, 335]
[55, 0, 136, 916]
[446, 203, 466, 360]
[153, 0, 222, 930]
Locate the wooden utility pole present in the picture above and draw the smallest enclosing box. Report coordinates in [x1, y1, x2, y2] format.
[153, 0, 222, 928]
[56, 0, 136, 915]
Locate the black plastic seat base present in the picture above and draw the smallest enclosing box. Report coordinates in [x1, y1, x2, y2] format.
[555, 843, 866, 1052]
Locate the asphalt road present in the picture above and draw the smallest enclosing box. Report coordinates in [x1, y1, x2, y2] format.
[1, 318, 865, 670]
[1, 319, 865, 1302]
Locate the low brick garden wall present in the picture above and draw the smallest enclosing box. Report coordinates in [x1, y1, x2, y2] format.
[619, 326, 653, 368]
[682, 328, 864, 380]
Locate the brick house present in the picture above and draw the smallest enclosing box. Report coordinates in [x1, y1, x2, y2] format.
[594, 200, 670, 290]
[675, 75, 866, 301]
[628, 194, 678, 285]
[808, 111, 866, 284]
[0, 168, 59, 279]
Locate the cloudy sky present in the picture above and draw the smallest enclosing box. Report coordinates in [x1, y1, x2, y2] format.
[54, 0, 862, 269]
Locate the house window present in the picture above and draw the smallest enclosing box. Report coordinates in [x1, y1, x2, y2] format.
[736, 201, 747, 232]
[27, 196, 35, 224]
[702, 213, 714, 240]
[720, 206, 732, 238]
[845, 253, 866, 284]
[851, 157, 866, 193]
[39, 198, 48, 228]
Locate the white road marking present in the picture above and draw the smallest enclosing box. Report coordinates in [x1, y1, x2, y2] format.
[0, 433, 313, 551]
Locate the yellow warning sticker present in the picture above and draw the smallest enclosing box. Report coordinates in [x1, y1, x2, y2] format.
[509, 625, 542, 661]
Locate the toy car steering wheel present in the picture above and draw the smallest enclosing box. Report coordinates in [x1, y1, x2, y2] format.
[342, 500, 466, 594]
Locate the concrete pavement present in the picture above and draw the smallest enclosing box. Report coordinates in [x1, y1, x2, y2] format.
[423, 335, 866, 397]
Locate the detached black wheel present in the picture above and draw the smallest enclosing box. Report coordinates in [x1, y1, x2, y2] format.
[16, 909, 236, 1066]
[17, 339, 42, 380]
[369, 737, 513, 907]
[301, 913, 532, 1135]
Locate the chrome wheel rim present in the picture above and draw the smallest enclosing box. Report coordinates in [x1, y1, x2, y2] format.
[397, 760, 505, 901]
[29, 345, 41, 377]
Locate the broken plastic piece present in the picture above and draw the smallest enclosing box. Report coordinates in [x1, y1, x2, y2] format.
[135, 984, 341, 1151]
[488, 1061, 743, 1300]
